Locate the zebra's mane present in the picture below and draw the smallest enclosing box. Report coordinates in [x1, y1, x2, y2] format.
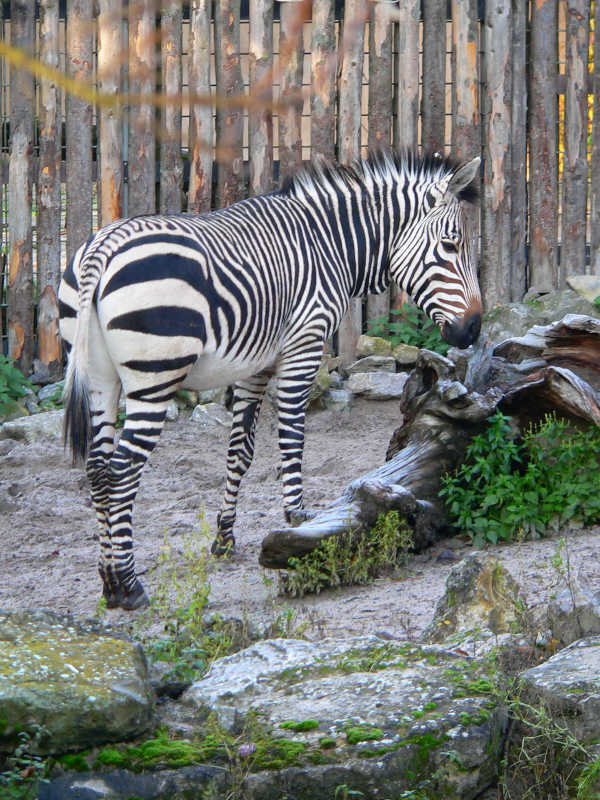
[280, 149, 479, 205]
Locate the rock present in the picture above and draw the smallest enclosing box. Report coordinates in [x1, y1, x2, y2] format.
[423, 553, 527, 643]
[197, 386, 229, 406]
[392, 343, 420, 367]
[356, 335, 392, 358]
[346, 356, 396, 375]
[546, 575, 600, 648]
[176, 389, 199, 408]
[191, 402, 233, 430]
[37, 380, 65, 403]
[183, 636, 506, 799]
[505, 636, 600, 798]
[482, 289, 596, 345]
[566, 274, 600, 304]
[308, 363, 332, 408]
[322, 387, 353, 411]
[39, 764, 225, 800]
[346, 372, 409, 400]
[0, 409, 63, 443]
[165, 400, 179, 421]
[0, 610, 154, 754]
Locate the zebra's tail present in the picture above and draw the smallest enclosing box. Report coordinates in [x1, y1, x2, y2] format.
[62, 248, 101, 465]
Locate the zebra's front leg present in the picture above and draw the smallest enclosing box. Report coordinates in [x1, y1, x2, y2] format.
[212, 372, 271, 556]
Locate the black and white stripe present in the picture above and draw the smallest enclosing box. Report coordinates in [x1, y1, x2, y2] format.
[59, 150, 482, 609]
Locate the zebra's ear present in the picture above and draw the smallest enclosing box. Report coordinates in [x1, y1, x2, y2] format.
[447, 157, 481, 201]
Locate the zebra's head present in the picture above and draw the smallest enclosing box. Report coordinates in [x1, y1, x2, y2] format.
[389, 155, 482, 350]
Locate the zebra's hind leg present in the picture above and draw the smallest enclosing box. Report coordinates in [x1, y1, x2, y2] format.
[212, 372, 271, 556]
[103, 396, 171, 609]
[276, 343, 323, 526]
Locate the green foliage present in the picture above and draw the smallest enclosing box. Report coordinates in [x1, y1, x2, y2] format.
[594, 295, 600, 311]
[440, 411, 600, 545]
[344, 725, 384, 745]
[279, 719, 319, 733]
[280, 511, 413, 597]
[0, 726, 50, 799]
[0, 355, 32, 417]
[367, 304, 449, 355]
[133, 511, 243, 685]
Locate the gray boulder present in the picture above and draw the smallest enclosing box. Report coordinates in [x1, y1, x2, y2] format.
[191, 402, 233, 430]
[546, 575, 600, 648]
[346, 355, 397, 374]
[183, 635, 507, 799]
[347, 371, 409, 400]
[0, 409, 63, 443]
[0, 610, 154, 754]
[356, 335, 393, 357]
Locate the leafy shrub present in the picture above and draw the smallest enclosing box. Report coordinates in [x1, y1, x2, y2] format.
[440, 410, 600, 545]
[0, 355, 32, 417]
[280, 510, 413, 597]
[367, 304, 449, 355]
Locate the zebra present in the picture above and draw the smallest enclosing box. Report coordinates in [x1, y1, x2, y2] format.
[58, 150, 482, 610]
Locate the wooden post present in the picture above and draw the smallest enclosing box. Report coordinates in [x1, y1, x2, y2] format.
[591, 0, 600, 275]
[98, 0, 123, 225]
[160, 0, 183, 215]
[366, 0, 393, 327]
[562, 0, 590, 279]
[510, 0, 527, 300]
[311, 0, 336, 161]
[37, 0, 62, 375]
[451, 0, 481, 297]
[215, 0, 245, 208]
[481, 0, 512, 309]
[394, 0, 420, 152]
[337, 0, 366, 364]
[529, 0, 558, 292]
[421, 0, 446, 155]
[188, 0, 213, 212]
[128, 0, 156, 216]
[279, 1, 304, 181]
[7, 0, 35, 373]
[66, 0, 93, 267]
[248, 0, 273, 195]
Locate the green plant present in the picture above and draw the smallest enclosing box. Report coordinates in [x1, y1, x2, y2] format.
[440, 411, 600, 545]
[367, 304, 449, 355]
[280, 510, 413, 597]
[0, 726, 50, 799]
[0, 355, 32, 418]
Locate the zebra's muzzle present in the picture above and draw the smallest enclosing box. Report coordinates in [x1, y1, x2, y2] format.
[443, 311, 482, 349]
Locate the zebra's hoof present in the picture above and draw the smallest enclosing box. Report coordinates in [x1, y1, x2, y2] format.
[102, 579, 150, 611]
[211, 534, 235, 557]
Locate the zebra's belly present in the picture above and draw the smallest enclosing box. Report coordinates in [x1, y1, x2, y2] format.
[181, 351, 276, 391]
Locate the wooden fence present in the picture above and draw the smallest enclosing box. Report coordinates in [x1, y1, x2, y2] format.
[0, 0, 599, 376]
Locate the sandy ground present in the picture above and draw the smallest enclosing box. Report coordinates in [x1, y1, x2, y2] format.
[1, 397, 599, 642]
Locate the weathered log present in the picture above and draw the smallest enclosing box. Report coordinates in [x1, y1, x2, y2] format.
[260, 315, 600, 569]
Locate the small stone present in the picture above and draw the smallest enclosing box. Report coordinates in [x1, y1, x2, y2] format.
[356, 335, 392, 358]
[322, 388, 353, 411]
[191, 403, 233, 430]
[308, 363, 332, 407]
[0, 410, 63, 443]
[166, 400, 179, 421]
[566, 275, 600, 304]
[37, 380, 65, 403]
[197, 387, 229, 406]
[392, 343, 420, 366]
[346, 356, 396, 375]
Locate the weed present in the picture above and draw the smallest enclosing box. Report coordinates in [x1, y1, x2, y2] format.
[280, 510, 413, 597]
[440, 411, 600, 545]
[0, 355, 32, 418]
[367, 304, 450, 355]
[344, 725, 384, 745]
[0, 726, 50, 799]
[279, 719, 319, 733]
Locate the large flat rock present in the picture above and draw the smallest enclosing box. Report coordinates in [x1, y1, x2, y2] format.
[0, 610, 154, 754]
[183, 635, 507, 800]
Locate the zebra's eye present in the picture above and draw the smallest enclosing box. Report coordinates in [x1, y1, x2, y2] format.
[442, 238, 460, 253]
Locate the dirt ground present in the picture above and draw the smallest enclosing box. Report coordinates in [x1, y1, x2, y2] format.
[1, 397, 599, 642]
